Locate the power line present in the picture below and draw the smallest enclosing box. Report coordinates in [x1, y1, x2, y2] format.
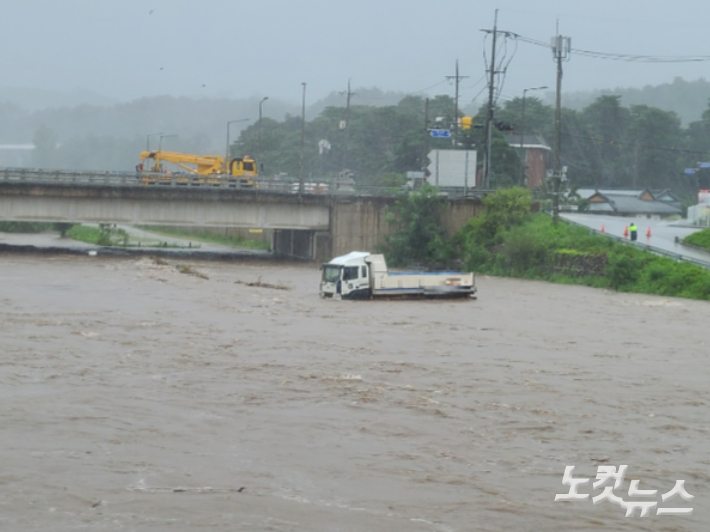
[566, 132, 710, 157]
[463, 74, 488, 91]
[412, 79, 450, 94]
[481, 30, 519, 106]
[514, 33, 710, 63]
[573, 49, 710, 63]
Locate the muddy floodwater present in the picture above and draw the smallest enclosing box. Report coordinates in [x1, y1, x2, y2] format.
[1, 253, 708, 531]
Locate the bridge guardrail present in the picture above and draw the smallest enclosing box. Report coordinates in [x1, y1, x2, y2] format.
[0, 167, 144, 187]
[0, 167, 489, 199]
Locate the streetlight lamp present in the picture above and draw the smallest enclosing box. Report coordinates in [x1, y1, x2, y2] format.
[158, 134, 178, 152]
[258, 97, 268, 158]
[519, 86, 547, 186]
[226, 118, 250, 165]
[146, 132, 163, 151]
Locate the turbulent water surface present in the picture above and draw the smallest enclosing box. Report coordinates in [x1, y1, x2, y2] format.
[1, 253, 708, 531]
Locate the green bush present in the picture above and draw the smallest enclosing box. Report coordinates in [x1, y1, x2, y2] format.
[0, 221, 53, 233]
[606, 249, 644, 290]
[500, 223, 553, 275]
[383, 183, 453, 267]
[66, 224, 128, 246]
[463, 243, 492, 272]
[456, 187, 533, 248]
[658, 261, 710, 299]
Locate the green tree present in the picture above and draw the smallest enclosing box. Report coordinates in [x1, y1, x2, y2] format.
[454, 187, 534, 271]
[456, 187, 533, 247]
[581, 96, 630, 187]
[560, 107, 597, 186]
[489, 133, 522, 188]
[627, 105, 683, 189]
[498, 96, 554, 139]
[383, 184, 451, 267]
[683, 99, 710, 196]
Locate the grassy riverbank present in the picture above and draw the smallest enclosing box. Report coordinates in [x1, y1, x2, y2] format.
[65, 224, 198, 248]
[461, 213, 710, 300]
[134, 225, 271, 250]
[385, 186, 710, 301]
[1, 222, 270, 250]
[684, 228, 710, 250]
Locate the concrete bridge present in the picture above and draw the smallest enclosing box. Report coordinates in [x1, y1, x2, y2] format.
[0, 169, 482, 260]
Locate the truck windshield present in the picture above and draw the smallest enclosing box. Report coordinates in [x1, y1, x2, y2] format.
[322, 265, 341, 283]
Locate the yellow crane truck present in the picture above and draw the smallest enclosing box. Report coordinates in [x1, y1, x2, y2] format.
[138, 151, 258, 187]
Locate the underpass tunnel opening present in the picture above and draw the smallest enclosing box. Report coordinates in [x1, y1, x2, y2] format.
[273, 229, 321, 261]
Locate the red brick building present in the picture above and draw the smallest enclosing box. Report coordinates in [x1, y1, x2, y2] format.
[505, 133, 553, 188]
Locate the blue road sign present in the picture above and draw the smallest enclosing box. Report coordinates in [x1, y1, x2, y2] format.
[430, 129, 451, 138]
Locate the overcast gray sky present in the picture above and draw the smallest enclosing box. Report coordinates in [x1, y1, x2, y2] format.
[2, 0, 709, 106]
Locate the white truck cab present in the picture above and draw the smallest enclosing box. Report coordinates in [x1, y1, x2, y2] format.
[320, 251, 372, 299]
[320, 251, 476, 300]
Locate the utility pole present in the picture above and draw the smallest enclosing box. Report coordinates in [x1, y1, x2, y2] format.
[483, 10, 499, 190]
[424, 97, 430, 174]
[551, 32, 571, 225]
[340, 79, 356, 170]
[446, 60, 468, 147]
[299, 82, 307, 196]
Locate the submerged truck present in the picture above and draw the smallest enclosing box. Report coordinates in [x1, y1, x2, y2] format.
[320, 251, 476, 300]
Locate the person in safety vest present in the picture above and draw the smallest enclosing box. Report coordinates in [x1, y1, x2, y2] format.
[629, 222, 638, 241]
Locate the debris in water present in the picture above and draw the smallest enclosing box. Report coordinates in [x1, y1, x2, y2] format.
[235, 277, 289, 290]
[175, 264, 209, 280]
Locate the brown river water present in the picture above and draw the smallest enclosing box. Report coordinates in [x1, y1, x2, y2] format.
[1, 252, 708, 531]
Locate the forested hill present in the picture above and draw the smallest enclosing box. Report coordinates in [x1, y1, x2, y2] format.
[561, 77, 710, 125]
[0, 87, 408, 161]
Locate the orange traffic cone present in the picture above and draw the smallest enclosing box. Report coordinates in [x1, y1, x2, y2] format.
[623, 226, 629, 238]
[601, 224, 605, 233]
[646, 227, 652, 238]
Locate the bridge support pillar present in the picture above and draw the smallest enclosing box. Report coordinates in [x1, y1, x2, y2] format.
[273, 229, 330, 261]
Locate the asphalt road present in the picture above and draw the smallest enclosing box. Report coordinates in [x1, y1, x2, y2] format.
[561, 213, 710, 266]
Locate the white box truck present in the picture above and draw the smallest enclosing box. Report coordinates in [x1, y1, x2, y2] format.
[319, 251, 476, 300]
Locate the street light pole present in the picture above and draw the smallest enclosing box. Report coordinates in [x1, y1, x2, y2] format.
[146, 132, 163, 151]
[226, 118, 250, 167]
[519, 86, 547, 186]
[299, 82, 306, 196]
[258, 97, 268, 159]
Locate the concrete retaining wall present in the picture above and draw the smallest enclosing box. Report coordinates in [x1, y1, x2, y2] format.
[325, 196, 483, 261]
